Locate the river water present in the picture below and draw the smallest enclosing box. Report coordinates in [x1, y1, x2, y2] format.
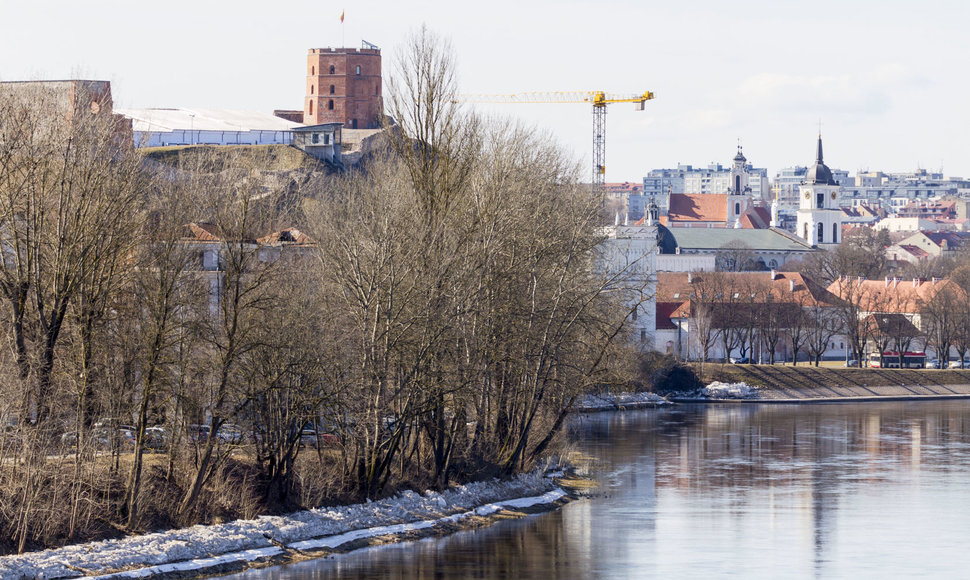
[220, 401, 970, 579]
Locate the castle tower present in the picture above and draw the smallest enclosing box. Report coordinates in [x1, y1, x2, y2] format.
[796, 135, 843, 247]
[304, 46, 383, 128]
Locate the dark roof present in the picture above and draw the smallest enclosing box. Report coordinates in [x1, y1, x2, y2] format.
[733, 146, 746, 163]
[804, 136, 838, 185]
[656, 224, 678, 254]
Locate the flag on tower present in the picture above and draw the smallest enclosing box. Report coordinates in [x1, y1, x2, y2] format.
[340, 10, 344, 23]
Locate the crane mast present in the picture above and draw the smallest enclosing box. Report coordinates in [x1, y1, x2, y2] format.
[456, 91, 655, 189]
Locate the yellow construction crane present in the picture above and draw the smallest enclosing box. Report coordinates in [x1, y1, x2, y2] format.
[457, 91, 655, 188]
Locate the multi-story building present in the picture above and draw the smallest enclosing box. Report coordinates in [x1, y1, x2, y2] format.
[643, 150, 770, 202]
[303, 45, 383, 129]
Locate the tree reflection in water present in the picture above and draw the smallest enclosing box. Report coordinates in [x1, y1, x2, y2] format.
[222, 402, 970, 579]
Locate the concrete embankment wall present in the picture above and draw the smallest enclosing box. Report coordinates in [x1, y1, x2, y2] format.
[696, 364, 970, 403]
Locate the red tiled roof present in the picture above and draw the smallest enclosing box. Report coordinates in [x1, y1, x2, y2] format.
[739, 206, 771, 229]
[826, 277, 964, 314]
[657, 271, 836, 307]
[257, 228, 315, 246]
[897, 244, 930, 259]
[184, 222, 222, 242]
[667, 194, 727, 223]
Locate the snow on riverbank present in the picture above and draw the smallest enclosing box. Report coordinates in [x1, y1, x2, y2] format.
[688, 381, 761, 399]
[573, 391, 669, 411]
[0, 474, 565, 580]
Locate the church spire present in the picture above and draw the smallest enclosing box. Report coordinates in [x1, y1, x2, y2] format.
[816, 133, 824, 165]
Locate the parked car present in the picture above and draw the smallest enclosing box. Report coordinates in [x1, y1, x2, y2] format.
[215, 423, 246, 444]
[730, 357, 751, 365]
[844, 359, 860, 367]
[950, 359, 970, 369]
[927, 358, 944, 369]
[299, 427, 340, 448]
[187, 424, 211, 443]
[144, 426, 169, 449]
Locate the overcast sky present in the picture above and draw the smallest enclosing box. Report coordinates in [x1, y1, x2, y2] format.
[1, 0, 967, 182]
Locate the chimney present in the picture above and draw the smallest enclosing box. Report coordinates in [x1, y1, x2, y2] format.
[885, 276, 891, 287]
[789, 279, 796, 292]
[770, 269, 778, 280]
[687, 272, 693, 284]
[912, 278, 920, 287]
[932, 277, 941, 285]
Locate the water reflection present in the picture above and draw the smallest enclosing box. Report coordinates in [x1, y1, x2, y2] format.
[222, 401, 970, 579]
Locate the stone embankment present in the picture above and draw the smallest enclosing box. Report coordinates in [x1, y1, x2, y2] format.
[680, 364, 970, 403]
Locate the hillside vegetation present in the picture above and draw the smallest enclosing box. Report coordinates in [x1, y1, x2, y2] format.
[141, 144, 323, 172]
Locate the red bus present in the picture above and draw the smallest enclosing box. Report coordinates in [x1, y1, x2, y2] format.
[868, 351, 926, 369]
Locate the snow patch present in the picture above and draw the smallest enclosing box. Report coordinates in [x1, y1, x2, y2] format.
[0, 475, 562, 580]
[692, 381, 761, 399]
[573, 391, 668, 411]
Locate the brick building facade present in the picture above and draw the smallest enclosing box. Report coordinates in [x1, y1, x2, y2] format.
[304, 48, 382, 129]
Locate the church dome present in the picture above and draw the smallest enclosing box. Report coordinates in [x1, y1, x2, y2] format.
[804, 136, 837, 185]
[733, 146, 746, 163]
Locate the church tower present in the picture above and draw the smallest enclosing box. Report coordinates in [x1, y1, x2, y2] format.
[796, 135, 842, 247]
[727, 145, 751, 225]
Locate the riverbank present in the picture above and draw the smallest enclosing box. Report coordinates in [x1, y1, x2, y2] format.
[0, 473, 574, 580]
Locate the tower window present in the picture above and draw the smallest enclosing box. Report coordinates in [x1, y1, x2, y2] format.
[310, 85, 314, 95]
[329, 65, 335, 74]
[817, 193, 824, 208]
[356, 65, 361, 75]
[817, 222, 824, 243]
[311, 66, 315, 75]
[327, 100, 334, 110]
[734, 202, 740, 215]
[329, 84, 335, 95]
[833, 222, 838, 244]
[309, 101, 313, 115]
[352, 119, 358, 129]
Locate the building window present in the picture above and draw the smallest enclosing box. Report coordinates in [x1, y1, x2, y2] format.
[311, 133, 319, 144]
[309, 101, 313, 115]
[640, 330, 647, 342]
[817, 222, 824, 243]
[329, 84, 335, 94]
[734, 202, 740, 215]
[310, 85, 314, 95]
[817, 193, 824, 209]
[324, 134, 330, 145]
[632, 307, 638, 321]
[352, 119, 358, 128]
[833, 222, 838, 244]
[803, 222, 808, 240]
[328, 100, 334, 110]
[356, 65, 361, 75]
[329, 65, 335, 74]
[311, 66, 315, 75]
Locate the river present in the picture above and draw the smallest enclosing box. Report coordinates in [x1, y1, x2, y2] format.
[219, 401, 970, 578]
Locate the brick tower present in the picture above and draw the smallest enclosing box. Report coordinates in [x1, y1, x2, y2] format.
[304, 47, 382, 128]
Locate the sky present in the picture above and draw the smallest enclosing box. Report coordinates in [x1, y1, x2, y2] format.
[1, 0, 968, 183]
